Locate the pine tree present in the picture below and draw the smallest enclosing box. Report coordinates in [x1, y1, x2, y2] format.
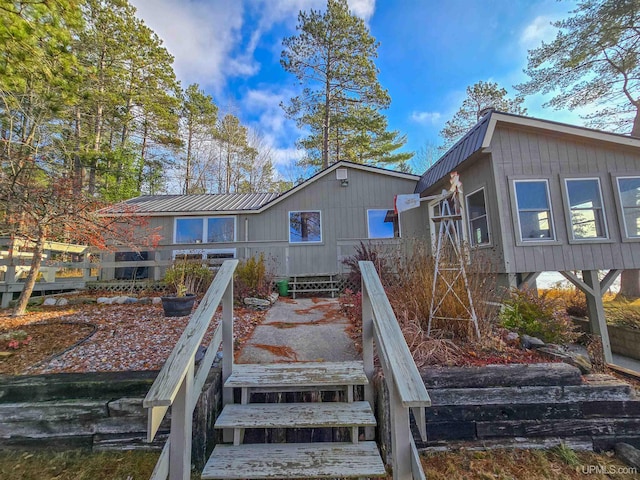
[440, 80, 527, 151]
[281, 0, 408, 169]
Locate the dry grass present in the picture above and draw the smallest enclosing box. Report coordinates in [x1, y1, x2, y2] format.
[0, 450, 173, 480]
[422, 448, 638, 480]
[387, 240, 502, 341]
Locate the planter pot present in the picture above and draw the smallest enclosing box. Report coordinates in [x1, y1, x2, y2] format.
[161, 294, 196, 317]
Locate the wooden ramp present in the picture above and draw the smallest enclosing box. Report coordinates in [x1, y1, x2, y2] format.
[202, 361, 386, 479]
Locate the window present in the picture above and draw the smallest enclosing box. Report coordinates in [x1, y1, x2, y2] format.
[466, 188, 490, 246]
[514, 180, 555, 241]
[175, 218, 203, 244]
[289, 211, 322, 243]
[174, 217, 236, 244]
[565, 178, 607, 240]
[617, 176, 640, 238]
[207, 217, 235, 242]
[367, 209, 399, 239]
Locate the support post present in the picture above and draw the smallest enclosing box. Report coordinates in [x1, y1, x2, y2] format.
[82, 252, 92, 281]
[361, 280, 375, 441]
[222, 281, 234, 443]
[153, 250, 162, 281]
[169, 360, 194, 480]
[389, 380, 412, 480]
[582, 270, 613, 364]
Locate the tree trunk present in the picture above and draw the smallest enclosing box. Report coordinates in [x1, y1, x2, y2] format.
[618, 107, 640, 298]
[12, 231, 47, 317]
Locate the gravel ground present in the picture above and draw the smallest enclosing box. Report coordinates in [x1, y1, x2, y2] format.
[0, 300, 265, 374]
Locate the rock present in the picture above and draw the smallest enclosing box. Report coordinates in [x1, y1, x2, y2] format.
[152, 297, 163, 305]
[138, 297, 152, 305]
[56, 298, 69, 306]
[506, 332, 519, 342]
[123, 297, 137, 304]
[42, 298, 57, 306]
[615, 443, 640, 470]
[244, 297, 271, 307]
[521, 334, 545, 349]
[114, 296, 129, 304]
[267, 292, 279, 304]
[195, 345, 207, 364]
[97, 297, 113, 305]
[567, 353, 593, 374]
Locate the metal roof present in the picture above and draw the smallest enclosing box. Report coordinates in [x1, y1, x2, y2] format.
[112, 192, 282, 214]
[414, 112, 492, 194]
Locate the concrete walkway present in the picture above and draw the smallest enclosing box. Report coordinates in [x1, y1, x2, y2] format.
[236, 297, 358, 364]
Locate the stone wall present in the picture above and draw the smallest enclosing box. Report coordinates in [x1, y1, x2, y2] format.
[572, 318, 640, 361]
[0, 367, 222, 470]
[376, 363, 640, 456]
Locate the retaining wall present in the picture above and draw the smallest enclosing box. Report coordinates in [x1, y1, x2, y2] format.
[0, 367, 222, 470]
[398, 363, 640, 452]
[572, 318, 640, 361]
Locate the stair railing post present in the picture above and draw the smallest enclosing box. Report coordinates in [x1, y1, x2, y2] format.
[222, 280, 235, 442]
[389, 381, 412, 480]
[169, 359, 194, 480]
[361, 278, 375, 441]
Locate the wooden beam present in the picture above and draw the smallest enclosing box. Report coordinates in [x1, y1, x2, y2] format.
[600, 269, 622, 293]
[518, 272, 541, 289]
[582, 270, 613, 364]
[559, 271, 594, 297]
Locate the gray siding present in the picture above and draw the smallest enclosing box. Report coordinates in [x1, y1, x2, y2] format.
[491, 125, 640, 273]
[247, 167, 421, 275]
[109, 166, 423, 278]
[419, 155, 506, 273]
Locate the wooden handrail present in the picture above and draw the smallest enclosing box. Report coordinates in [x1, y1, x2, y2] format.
[359, 260, 430, 480]
[144, 259, 238, 480]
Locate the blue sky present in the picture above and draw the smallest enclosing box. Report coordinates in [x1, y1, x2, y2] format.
[129, 0, 583, 177]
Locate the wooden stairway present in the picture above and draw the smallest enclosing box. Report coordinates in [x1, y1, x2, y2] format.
[201, 361, 386, 479]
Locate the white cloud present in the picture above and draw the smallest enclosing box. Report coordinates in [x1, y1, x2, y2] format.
[348, 0, 376, 21]
[411, 111, 442, 125]
[242, 87, 303, 167]
[130, 0, 256, 91]
[520, 15, 558, 49]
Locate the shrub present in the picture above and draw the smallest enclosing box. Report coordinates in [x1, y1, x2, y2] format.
[499, 288, 579, 344]
[387, 239, 501, 340]
[164, 260, 213, 296]
[234, 253, 273, 300]
[341, 241, 392, 290]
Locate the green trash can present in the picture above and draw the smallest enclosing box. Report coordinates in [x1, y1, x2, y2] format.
[276, 279, 289, 296]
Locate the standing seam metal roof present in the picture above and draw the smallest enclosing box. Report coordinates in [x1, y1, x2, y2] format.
[414, 112, 492, 194]
[118, 192, 282, 213]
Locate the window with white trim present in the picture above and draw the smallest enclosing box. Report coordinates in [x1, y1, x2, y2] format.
[367, 209, 399, 239]
[514, 180, 555, 241]
[617, 176, 640, 238]
[466, 188, 490, 246]
[565, 178, 607, 240]
[289, 211, 322, 243]
[174, 216, 236, 244]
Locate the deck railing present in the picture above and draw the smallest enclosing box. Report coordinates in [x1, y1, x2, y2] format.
[143, 259, 238, 480]
[360, 260, 431, 480]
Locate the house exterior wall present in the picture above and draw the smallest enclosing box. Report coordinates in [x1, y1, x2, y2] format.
[241, 167, 421, 276]
[102, 166, 423, 280]
[419, 154, 506, 273]
[490, 125, 640, 273]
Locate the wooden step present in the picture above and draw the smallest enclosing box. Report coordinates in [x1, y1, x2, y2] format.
[226, 361, 368, 390]
[201, 442, 386, 479]
[214, 401, 376, 429]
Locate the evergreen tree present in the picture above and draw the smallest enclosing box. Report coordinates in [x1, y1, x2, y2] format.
[281, 0, 408, 169]
[440, 80, 527, 151]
